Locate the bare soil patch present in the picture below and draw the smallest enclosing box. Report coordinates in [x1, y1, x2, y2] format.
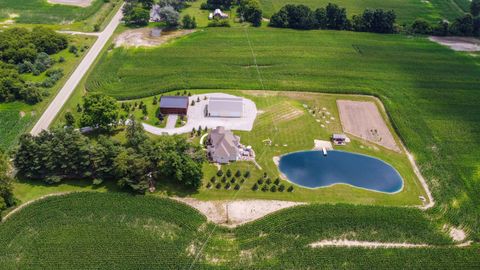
[337, 100, 400, 152]
[115, 28, 196, 48]
[449, 227, 467, 242]
[48, 0, 93, 7]
[308, 239, 429, 248]
[173, 198, 305, 227]
[429, 36, 480, 52]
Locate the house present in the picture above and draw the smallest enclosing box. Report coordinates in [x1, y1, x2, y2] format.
[159, 96, 189, 115]
[205, 97, 243, 118]
[213, 9, 229, 19]
[332, 133, 348, 145]
[150, 4, 161, 22]
[207, 126, 241, 163]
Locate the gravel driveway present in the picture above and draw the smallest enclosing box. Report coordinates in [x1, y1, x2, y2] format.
[143, 93, 257, 135]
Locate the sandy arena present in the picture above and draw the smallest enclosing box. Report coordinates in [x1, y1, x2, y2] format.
[429, 36, 480, 52]
[48, 0, 93, 7]
[337, 100, 400, 152]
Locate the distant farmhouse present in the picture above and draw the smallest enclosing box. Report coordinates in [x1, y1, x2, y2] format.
[207, 126, 241, 163]
[209, 9, 229, 20]
[205, 97, 243, 118]
[160, 96, 189, 115]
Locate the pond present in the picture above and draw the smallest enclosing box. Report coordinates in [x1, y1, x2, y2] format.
[278, 150, 403, 193]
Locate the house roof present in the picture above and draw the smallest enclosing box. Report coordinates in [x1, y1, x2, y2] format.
[160, 96, 189, 109]
[209, 126, 239, 159]
[332, 133, 347, 140]
[208, 97, 243, 117]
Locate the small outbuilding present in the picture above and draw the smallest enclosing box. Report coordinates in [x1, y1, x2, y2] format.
[213, 9, 229, 19]
[205, 97, 243, 118]
[332, 133, 348, 145]
[160, 96, 189, 115]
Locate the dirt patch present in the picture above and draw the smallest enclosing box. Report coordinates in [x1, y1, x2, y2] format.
[48, 0, 93, 7]
[429, 36, 480, 52]
[308, 239, 429, 248]
[19, 111, 26, 118]
[449, 227, 467, 242]
[173, 198, 305, 227]
[115, 28, 196, 48]
[337, 100, 400, 152]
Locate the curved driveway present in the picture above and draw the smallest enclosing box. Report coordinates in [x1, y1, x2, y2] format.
[30, 6, 123, 135]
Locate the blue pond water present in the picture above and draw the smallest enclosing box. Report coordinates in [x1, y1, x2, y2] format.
[278, 150, 403, 193]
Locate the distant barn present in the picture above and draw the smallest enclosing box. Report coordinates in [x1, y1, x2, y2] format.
[205, 97, 243, 118]
[159, 96, 189, 115]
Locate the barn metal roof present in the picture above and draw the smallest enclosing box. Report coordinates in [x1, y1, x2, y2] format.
[208, 97, 243, 117]
[160, 96, 189, 109]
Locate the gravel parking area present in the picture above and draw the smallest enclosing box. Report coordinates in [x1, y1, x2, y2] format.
[337, 100, 400, 152]
[143, 93, 257, 135]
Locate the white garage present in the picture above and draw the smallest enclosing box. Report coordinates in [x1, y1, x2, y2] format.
[206, 97, 244, 118]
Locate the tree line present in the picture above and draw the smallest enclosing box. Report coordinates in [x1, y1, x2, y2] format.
[269, 1, 480, 37]
[13, 117, 205, 194]
[0, 151, 15, 220]
[269, 3, 396, 33]
[409, 0, 480, 36]
[0, 27, 68, 104]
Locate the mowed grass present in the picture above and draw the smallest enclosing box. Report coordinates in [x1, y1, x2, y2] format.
[258, 0, 468, 22]
[182, 90, 427, 206]
[1, 192, 480, 269]
[0, 35, 96, 152]
[86, 27, 480, 237]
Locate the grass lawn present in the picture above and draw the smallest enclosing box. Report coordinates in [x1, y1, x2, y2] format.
[54, 87, 427, 206]
[0, 34, 96, 152]
[82, 27, 480, 237]
[0, 0, 122, 31]
[1, 192, 480, 269]
[258, 0, 469, 22]
[168, 90, 425, 206]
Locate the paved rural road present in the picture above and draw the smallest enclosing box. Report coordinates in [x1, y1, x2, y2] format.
[30, 6, 123, 135]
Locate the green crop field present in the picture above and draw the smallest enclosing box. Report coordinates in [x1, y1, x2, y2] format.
[258, 0, 469, 22]
[0, 0, 121, 31]
[1, 192, 479, 269]
[85, 27, 480, 237]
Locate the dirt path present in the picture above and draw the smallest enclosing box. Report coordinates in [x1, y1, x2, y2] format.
[48, 0, 92, 7]
[2, 192, 72, 222]
[309, 239, 429, 248]
[429, 36, 480, 52]
[173, 197, 305, 227]
[57, 30, 101, 36]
